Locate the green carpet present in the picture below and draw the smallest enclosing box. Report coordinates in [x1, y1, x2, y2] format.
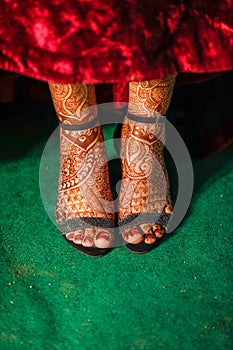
[0, 125, 233, 350]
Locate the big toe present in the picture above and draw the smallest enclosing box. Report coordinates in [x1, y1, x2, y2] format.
[94, 230, 113, 248]
[122, 227, 144, 244]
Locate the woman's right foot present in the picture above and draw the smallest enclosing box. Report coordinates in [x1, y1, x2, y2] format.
[57, 122, 115, 250]
[48, 82, 115, 253]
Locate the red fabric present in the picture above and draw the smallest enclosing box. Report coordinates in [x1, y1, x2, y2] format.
[0, 0, 233, 102]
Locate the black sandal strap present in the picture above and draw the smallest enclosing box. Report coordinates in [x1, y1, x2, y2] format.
[118, 212, 171, 231]
[57, 217, 114, 235]
[60, 117, 98, 131]
[127, 112, 166, 124]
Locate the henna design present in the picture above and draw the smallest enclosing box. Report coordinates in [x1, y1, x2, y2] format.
[128, 76, 176, 117]
[48, 82, 97, 124]
[119, 78, 175, 236]
[48, 82, 114, 248]
[56, 126, 114, 223]
[118, 118, 171, 221]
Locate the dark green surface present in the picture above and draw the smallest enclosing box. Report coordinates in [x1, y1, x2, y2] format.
[0, 123, 233, 350]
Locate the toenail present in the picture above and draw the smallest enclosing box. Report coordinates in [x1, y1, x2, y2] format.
[154, 228, 165, 238]
[131, 229, 141, 236]
[83, 237, 93, 244]
[74, 234, 83, 242]
[155, 229, 162, 234]
[66, 233, 74, 240]
[146, 234, 155, 240]
[96, 232, 111, 241]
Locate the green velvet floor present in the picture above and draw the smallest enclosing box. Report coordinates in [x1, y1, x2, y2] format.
[0, 124, 233, 350]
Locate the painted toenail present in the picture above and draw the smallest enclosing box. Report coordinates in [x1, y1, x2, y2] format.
[96, 232, 111, 241]
[155, 229, 162, 234]
[146, 234, 155, 240]
[83, 237, 93, 244]
[74, 234, 83, 242]
[66, 233, 75, 240]
[131, 229, 141, 236]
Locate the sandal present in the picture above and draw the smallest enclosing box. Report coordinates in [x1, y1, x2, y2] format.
[56, 117, 115, 257]
[118, 112, 173, 254]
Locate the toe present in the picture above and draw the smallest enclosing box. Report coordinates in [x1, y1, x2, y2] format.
[94, 230, 113, 249]
[152, 224, 166, 239]
[73, 229, 85, 244]
[82, 228, 95, 247]
[122, 227, 144, 244]
[140, 224, 156, 245]
[144, 234, 156, 244]
[66, 232, 75, 241]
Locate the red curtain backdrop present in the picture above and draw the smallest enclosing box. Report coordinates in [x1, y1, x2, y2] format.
[0, 0, 233, 102]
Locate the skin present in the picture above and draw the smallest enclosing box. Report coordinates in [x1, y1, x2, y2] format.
[49, 77, 176, 248]
[49, 82, 114, 248]
[118, 77, 176, 244]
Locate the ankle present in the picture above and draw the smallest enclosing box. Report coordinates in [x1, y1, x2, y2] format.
[60, 117, 103, 146]
[121, 114, 166, 147]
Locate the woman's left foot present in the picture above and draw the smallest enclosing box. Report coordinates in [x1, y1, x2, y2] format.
[118, 114, 173, 250]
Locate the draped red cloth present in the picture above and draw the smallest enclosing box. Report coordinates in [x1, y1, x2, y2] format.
[0, 0, 233, 102]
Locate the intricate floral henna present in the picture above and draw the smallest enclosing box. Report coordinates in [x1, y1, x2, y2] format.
[118, 117, 171, 221]
[49, 82, 114, 249]
[119, 77, 176, 246]
[57, 126, 114, 223]
[128, 76, 176, 117]
[48, 82, 97, 124]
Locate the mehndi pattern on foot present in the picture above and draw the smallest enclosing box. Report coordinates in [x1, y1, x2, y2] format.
[49, 82, 115, 256]
[118, 77, 176, 253]
[118, 115, 173, 250]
